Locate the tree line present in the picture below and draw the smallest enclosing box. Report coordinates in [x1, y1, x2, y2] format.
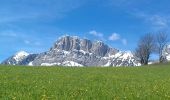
[135, 32, 169, 65]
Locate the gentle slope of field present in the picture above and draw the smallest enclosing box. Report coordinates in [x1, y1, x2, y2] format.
[0, 63, 170, 99]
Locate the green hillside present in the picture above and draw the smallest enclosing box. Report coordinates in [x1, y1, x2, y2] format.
[0, 63, 170, 100]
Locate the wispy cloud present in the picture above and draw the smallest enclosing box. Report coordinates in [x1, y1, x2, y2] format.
[109, 33, 127, 45]
[24, 40, 42, 46]
[89, 30, 104, 38]
[0, 31, 17, 37]
[109, 0, 135, 7]
[134, 12, 170, 30]
[0, 0, 89, 50]
[108, 0, 150, 9]
[149, 15, 169, 30]
[0, 30, 44, 47]
[109, 0, 170, 31]
[0, 0, 87, 24]
[109, 33, 120, 41]
[24, 40, 31, 44]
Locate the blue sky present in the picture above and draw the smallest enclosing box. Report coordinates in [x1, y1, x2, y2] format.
[0, 0, 170, 62]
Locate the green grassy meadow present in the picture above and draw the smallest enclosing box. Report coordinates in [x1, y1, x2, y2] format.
[0, 63, 170, 100]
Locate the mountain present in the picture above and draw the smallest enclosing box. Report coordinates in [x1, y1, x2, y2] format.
[1, 51, 38, 65]
[163, 45, 170, 61]
[1, 36, 141, 67]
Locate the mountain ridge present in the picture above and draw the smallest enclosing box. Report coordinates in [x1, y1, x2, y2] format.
[2, 35, 144, 67]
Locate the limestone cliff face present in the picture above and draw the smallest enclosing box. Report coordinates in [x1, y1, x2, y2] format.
[53, 36, 117, 57]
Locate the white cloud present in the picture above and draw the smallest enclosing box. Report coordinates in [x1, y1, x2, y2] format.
[109, 33, 128, 45]
[109, 33, 120, 41]
[89, 30, 103, 38]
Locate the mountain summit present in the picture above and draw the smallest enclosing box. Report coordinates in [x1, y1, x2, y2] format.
[2, 36, 141, 67]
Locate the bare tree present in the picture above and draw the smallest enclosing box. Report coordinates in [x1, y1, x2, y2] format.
[156, 32, 169, 63]
[135, 47, 144, 64]
[135, 33, 156, 65]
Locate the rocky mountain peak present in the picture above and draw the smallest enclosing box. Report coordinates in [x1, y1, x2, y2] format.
[53, 35, 81, 51]
[80, 39, 92, 52]
[52, 36, 118, 57]
[91, 41, 109, 57]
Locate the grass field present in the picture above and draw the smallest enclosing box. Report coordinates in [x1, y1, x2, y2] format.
[0, 63, 170, 100]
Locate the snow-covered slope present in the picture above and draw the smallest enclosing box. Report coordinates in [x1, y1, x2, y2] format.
[62, 61, 83, 67]
[13, 51, 29, 62]
[40, 61, 83, 67]
[1, 51, 37, 65]
[103, 51, 141, 66]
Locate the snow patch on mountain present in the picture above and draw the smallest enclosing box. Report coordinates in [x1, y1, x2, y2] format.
[13, 51, 29, 62]
[104, 51, 133, 59]
[104, 60, 112, 67]
[40, 61, 83, 67]
[63, 50, 70, 55]
[167, 55, 170, 61]
[163, 45, 170, 61]
[28, 62, 33, 66]
[62, 61, 83, 67]
[41, 63, 60, 66]
[103, 51, 141, 66]
[1, 51, 38, 65]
